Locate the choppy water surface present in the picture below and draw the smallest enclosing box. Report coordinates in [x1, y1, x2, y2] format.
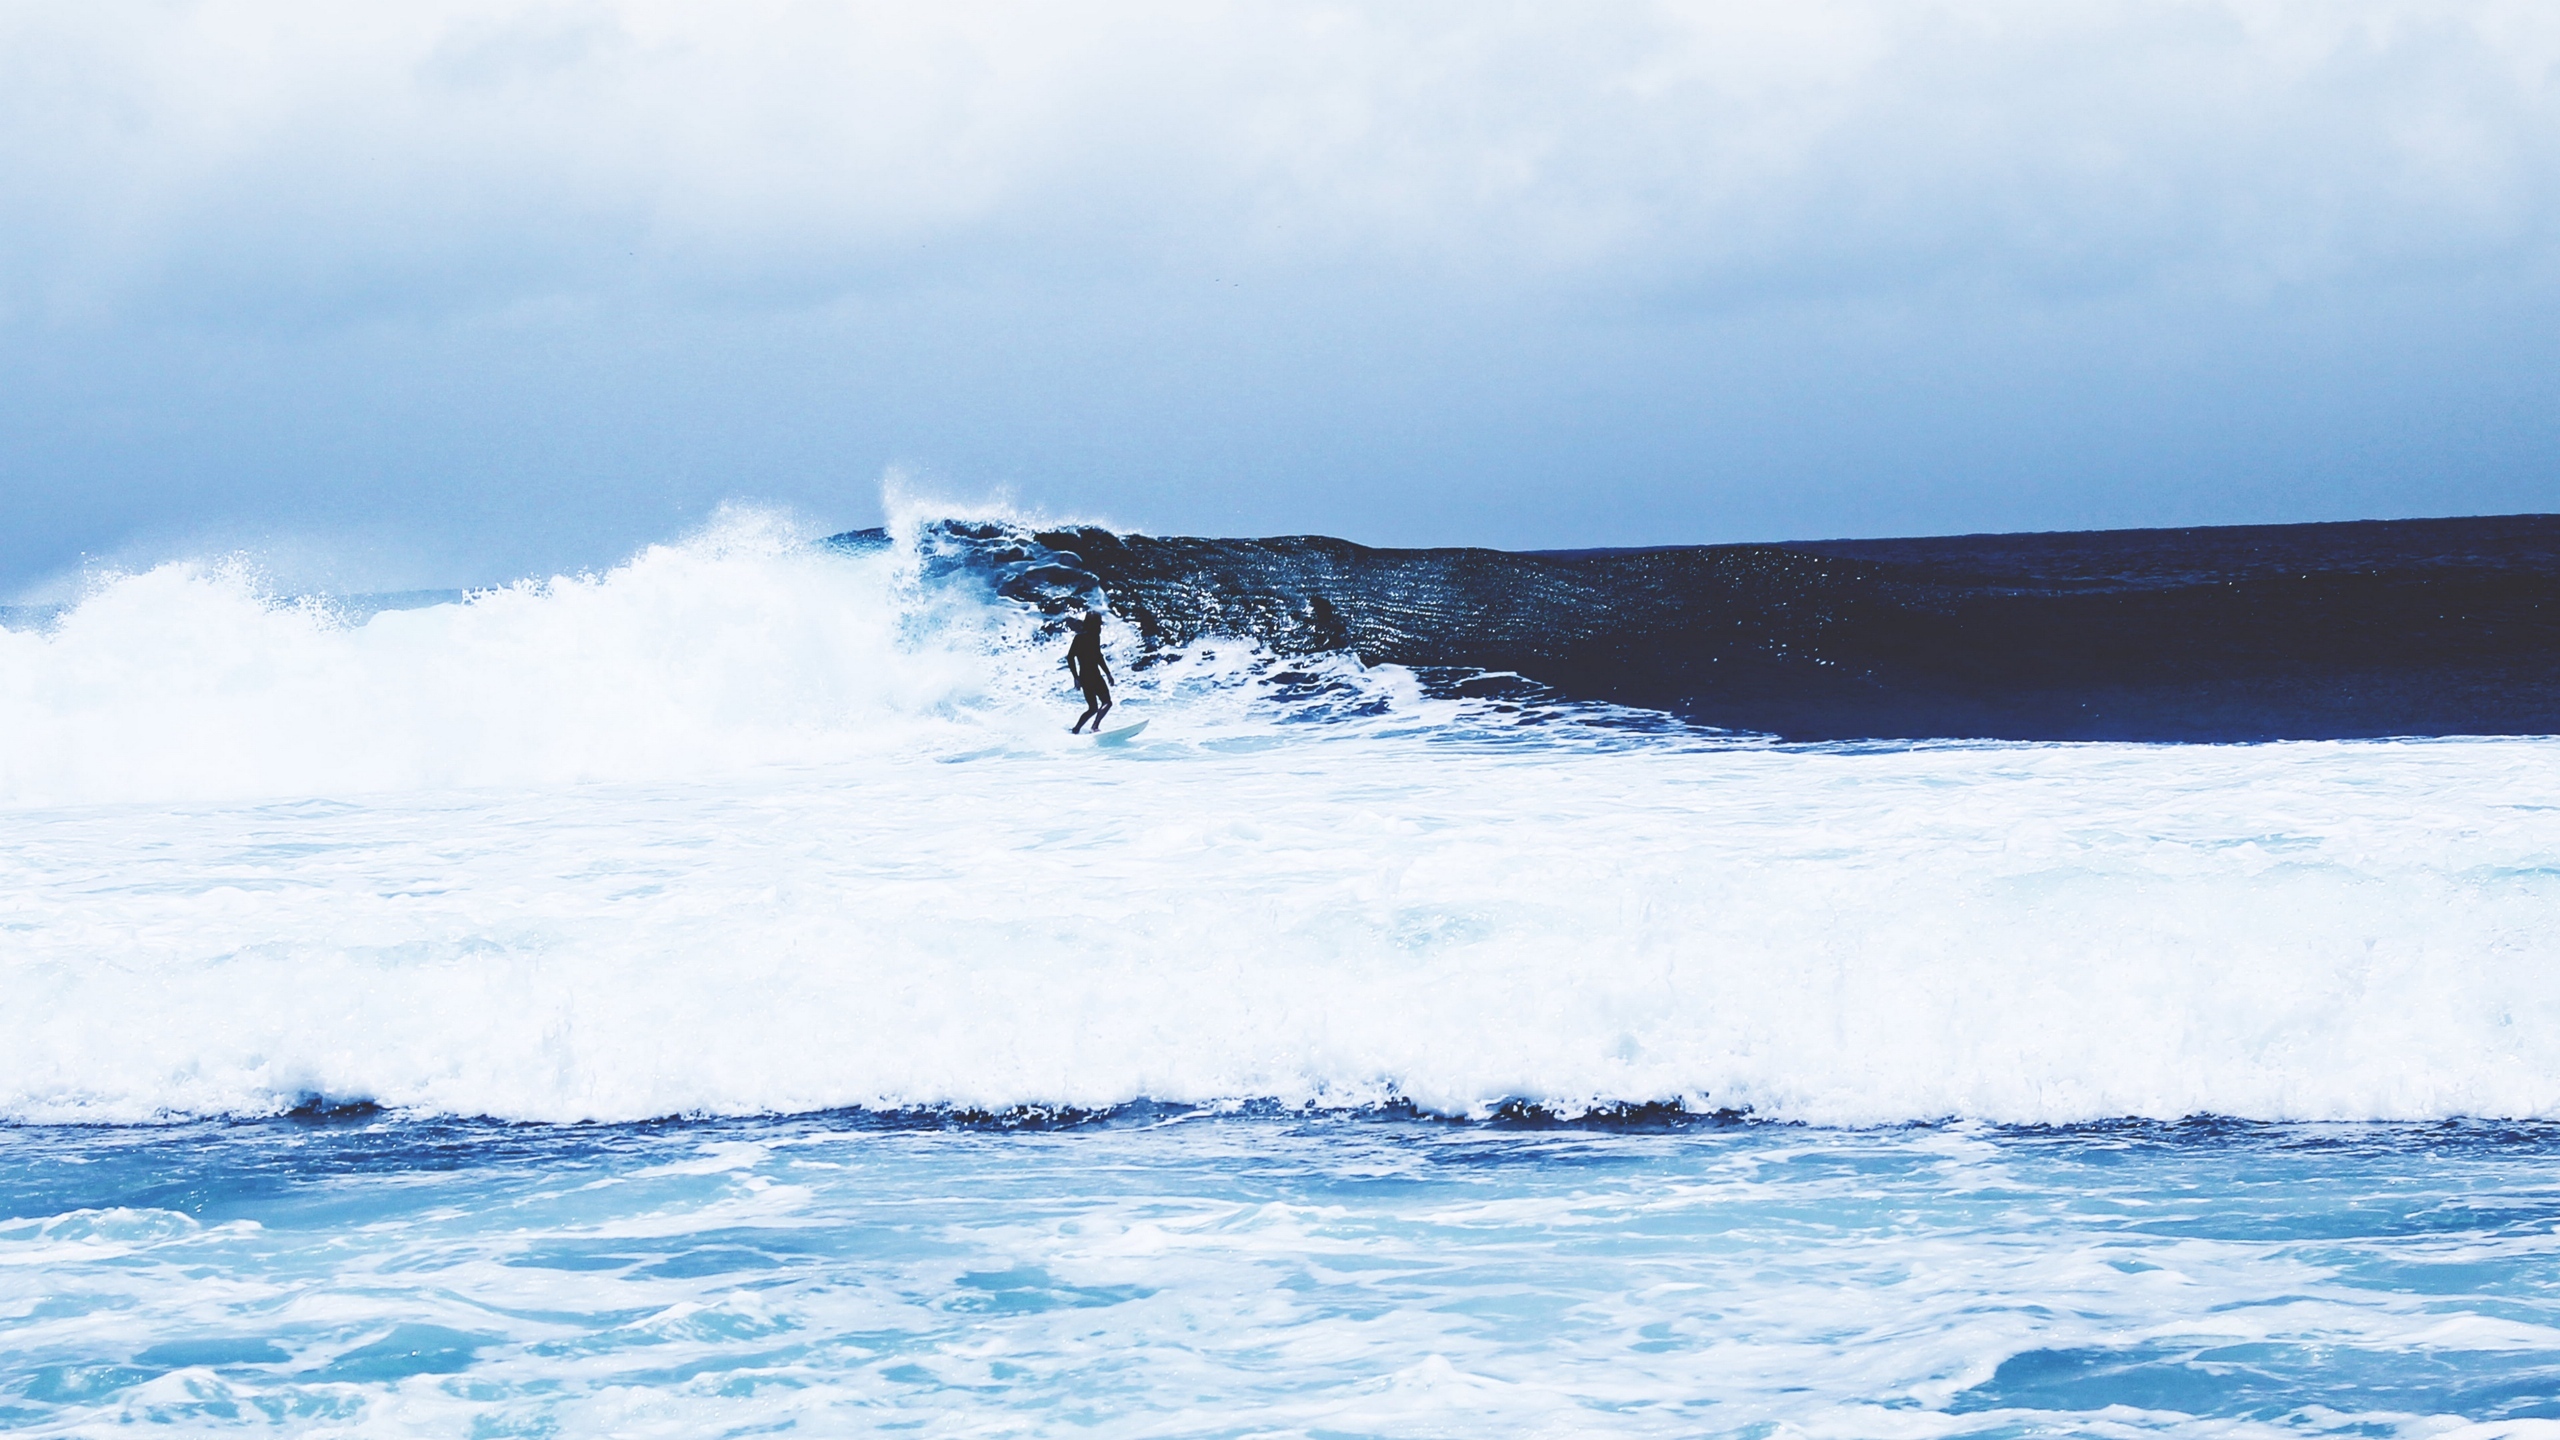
[5, 1114, 2558, 1437]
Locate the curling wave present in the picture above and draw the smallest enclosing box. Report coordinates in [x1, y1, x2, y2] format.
[842, 512, 2560, 742]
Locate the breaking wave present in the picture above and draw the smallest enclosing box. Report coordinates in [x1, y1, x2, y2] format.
[4, 504, 2557, 1126]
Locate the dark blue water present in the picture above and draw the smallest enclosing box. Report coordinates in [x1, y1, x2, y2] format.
[839, 512, 2560, 742]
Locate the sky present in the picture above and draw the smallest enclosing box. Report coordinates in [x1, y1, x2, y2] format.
[2, 1, 2556, 592]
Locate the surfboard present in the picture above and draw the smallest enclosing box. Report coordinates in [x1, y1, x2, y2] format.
[1094, 719, 1149, 746]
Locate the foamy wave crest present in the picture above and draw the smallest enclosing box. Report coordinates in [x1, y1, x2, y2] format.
[0, 509, 1047, 806]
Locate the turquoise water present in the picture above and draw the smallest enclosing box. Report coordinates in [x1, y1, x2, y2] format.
[7, 1112, 2559, 1436]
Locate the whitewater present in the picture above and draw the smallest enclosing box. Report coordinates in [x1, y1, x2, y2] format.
[7, 508, 2560, 1436]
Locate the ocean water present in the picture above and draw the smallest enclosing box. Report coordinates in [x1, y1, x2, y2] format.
[9, 1113, 2560, 1437]
[4, 507, 2559, 1435]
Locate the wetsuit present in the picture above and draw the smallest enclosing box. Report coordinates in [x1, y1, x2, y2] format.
[1067, 622, 1113, 732]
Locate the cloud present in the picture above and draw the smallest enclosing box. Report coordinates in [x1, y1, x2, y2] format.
[3, 1, 2554, 329]
[2, 2, 2554, 593]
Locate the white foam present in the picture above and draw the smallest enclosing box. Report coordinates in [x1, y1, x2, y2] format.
[2, 720, 2555, 1125]
[0, 508, 1039, 807]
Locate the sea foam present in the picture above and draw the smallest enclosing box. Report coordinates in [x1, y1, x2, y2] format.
[0, 510, 1022, 807]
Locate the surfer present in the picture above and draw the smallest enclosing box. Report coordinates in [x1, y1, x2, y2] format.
[1065, 611, 1114, 733]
